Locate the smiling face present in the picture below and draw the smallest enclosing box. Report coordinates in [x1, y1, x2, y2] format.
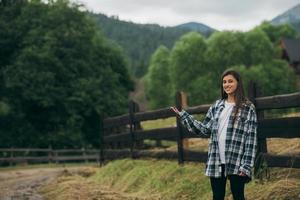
[222, 74, 238, 96]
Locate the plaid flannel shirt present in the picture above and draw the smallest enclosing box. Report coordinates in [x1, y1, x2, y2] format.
[179, 99, 257, 178]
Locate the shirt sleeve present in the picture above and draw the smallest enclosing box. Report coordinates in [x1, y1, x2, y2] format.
[178, 103, 215, 136]
[239, 105, 258, 177]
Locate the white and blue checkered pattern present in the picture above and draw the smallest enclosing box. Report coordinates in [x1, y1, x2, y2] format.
[179, 99, 258, 178]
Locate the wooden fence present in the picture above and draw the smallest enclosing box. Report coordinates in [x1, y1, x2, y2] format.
[0, 148, 101, 166]
[101, 82, 300, 174]
[1, 83, 299, 173]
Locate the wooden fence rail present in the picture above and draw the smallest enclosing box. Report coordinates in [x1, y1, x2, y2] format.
[101, 83, 300, 174]
[0, 148, 101, 165]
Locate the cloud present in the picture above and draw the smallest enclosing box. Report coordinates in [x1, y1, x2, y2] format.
[74, 0, 300, 30]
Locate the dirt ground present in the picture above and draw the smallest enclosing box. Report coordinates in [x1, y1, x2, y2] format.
[0, 166, 138, 200]
[0, 167, 65, 200]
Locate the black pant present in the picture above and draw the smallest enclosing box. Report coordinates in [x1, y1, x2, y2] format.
[210, 164, 249, 200]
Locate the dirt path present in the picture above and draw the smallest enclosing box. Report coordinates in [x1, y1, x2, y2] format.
[0, 166, 143, 200]
[0, 167, 64, 200]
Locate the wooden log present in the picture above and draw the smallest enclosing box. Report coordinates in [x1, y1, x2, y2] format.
[255, 92, 300, 110]
[100, 117, 105, 166]
[258, 117, 300, 138]
[113, 104, 211, 125]
[263, 153, 300, 168]
[133, 102, 144, 150]
[103, 127, 180, 143]
[248, 81, 267, 177]
[176, 91, 187, 165]
[103, 114, 130, 129]
[103, 149, 131, 160]
[129, 100, 136, 159]
[103, 132, 131, 142]
[0, 156, 49, 162]
[185, 104, 211, 115]
[54, 155, 98, 161]
[182, 129, 210, 139]
[183, 150, 208, 163]
[48, 146, 52, 164]
[9, 147, 13, 166]
[0, 148, 51, 152]
[134, 108, 175, 122]
[134, 127, 177, 141]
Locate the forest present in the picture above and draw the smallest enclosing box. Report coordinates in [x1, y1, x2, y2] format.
[0, 0, 133, 148]
[145, 23, 299, 109]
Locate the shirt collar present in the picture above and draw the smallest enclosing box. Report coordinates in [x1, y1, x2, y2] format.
[219, 99, 226, 108]
[219, 98, 236, 108]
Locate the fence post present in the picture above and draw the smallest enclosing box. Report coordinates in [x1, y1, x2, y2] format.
[248, 81, 268, 179]
[48, 145, 52, 164]
[54, 150, 58, 164]
[9, 147, 14, 166]
[82, 147, 88, 163]
[133, 102, 143, 149]
[129, 100, 136, 159]
[176, 91, 187, 165]
[100, 119, 105, 166]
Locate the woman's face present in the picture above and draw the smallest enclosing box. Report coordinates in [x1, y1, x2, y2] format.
[223, 74, 238, 95]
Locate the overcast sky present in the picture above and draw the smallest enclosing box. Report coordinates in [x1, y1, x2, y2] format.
[73, 0, 299, 31]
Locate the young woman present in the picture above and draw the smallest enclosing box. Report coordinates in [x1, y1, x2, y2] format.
[171, 69, 257, 200]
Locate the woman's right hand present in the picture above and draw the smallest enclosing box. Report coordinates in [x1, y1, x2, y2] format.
[170, 106, 180, 116]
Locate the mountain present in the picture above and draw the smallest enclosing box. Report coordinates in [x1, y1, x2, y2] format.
[175, 22, 215, 35]
[271, 3, 300, 31]
[90, 13, 216, 77]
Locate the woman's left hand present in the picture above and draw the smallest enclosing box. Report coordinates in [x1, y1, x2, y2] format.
[238, 171, 247, 176]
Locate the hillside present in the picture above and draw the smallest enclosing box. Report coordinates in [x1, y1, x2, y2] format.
[90, 3, 300, 78]
[175, 22, 215, 34]
[271, 3, 300, 31]
[89, 3, 300, 78]
[90, 13, 215, 77]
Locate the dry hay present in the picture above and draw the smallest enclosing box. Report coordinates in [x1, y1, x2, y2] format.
[40, 168, 147, 200]
[267, 138, 300, 155]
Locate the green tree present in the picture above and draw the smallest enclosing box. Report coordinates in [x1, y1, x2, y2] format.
[243, 29, 274, 66]
[188, 72, 219, 105]
[205, 31, 245, 78]
[255, 22, 297, 58]
[91, 13, 213, 77]
[169, 32, 207, 99]
[0, 0, 133, 148]
[233, 60, 297, 96]
[256, 21, 297, 44]
[145, 45, 172, 109]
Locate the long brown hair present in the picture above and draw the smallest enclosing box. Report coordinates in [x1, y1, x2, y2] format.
[221, 69, 247, 121]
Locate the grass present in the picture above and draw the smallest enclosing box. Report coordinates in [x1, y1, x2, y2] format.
[38, 158, 300, 200]
[91, 159, 213, 200]
[3, 115, 300, 200]
[264, 107, 300, 119]
[141, 117, 176, 130]
[40, 159, 215, 200]
[38, 115, 300, 200]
